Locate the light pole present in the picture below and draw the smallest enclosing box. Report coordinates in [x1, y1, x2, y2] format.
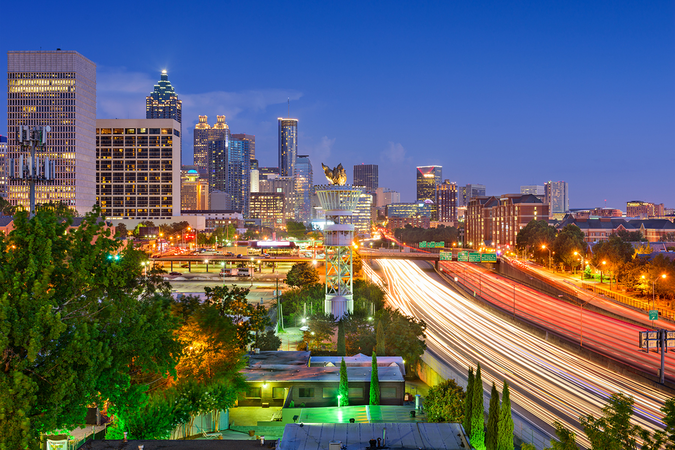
[541, 244, 551, 270]
[250, 257, 255, 287]
[643, 274, 667, 328]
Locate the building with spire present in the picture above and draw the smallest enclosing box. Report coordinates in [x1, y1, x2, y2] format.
[193, 115, 210, 172]
[147, 70, 182, 159]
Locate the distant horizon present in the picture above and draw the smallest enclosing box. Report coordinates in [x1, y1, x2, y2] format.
[2, 1, 673, 210]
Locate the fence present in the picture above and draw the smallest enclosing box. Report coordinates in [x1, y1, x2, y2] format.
[169, 409, 229, 439]
[580, 282, 675, 321]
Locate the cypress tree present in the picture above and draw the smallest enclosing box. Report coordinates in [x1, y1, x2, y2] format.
[470, 363, 485, 449]
[463, 367, 475, 436]
[370, 352, 380, 405]
[338, 357, 349, 406]
[497, 380, 514, 450]
[337, 319, 346, 356]
[376, 320, 386, 356]
[486, 382, 500, 450]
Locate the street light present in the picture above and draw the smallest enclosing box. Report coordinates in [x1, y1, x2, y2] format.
[542, 244, 552, 270]
[601, 260, 607, 285]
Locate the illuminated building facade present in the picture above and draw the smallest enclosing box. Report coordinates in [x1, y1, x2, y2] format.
[466, 194, 548, 249]
[0, 136, 7, 198]
[193, 115, 210, 171]
[228, 136, 251, 214]
[374, 187, 400, 207]
[353, 190, 373, 237]
[416, 165, 441, 220]
[146, 71, 182, 161]
[353, 164, 378, 192]
[249, 192, 285, 229]
[386, 201, 432, 218]
[278, 118, 298, 177]
[231, 133, 256, 161]
[627, 201, 665, 219]
[294, 155, 313, 223]
[436, 180, 457, 222]
[96, 119, 181, 219]
[181, 167, 209, 211]
[7, 50, 96, 214]
[459, 184, 486, 207]
[544, 181, 569, 217]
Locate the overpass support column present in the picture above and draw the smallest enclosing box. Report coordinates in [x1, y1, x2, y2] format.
[171, 261, 173, 271]
[435, 260, 440, 271]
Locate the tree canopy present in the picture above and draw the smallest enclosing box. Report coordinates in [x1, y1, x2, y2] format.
[552, 224, 587, 270]
[286, 221, 308, 239]
[286, 262, 320, 287]
[425, 379, 465, 423]
[515, 219, 556, 260]
[0, 207, 180, 449]
[394, 225, 459, 246]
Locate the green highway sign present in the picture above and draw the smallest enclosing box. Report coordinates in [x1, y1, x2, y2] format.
[439, 251, 452, 261]
[649, 310, 659, 321]
[468, 252, 481, 262]
[481, 253, 497, 263]
[458, 251, 469, 262]
[420, 241, 445, 249]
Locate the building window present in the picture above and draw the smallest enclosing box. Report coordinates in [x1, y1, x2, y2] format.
[381, 387, 397, 398]
[322, 387, 337, 399]
[273, 388, 285, 399]
[246, 387, 261, 398]
[298, 388, 314, 398]
[348, 387, 363, 398]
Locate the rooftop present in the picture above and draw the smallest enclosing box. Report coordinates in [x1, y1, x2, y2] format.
[241, 365, 404, 384]
[278, 423, 472, 450]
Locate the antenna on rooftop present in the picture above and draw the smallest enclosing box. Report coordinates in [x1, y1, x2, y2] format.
[287, 97, 290, 118]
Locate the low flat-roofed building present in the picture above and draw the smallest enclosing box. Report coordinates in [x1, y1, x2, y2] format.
[240, 351, 405, 408]
[278, 423, 472, 450]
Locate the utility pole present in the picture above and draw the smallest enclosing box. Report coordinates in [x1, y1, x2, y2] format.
[10, 126, 56, 218]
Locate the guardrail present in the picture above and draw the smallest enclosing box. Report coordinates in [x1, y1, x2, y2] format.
[580, 282, 675, 321]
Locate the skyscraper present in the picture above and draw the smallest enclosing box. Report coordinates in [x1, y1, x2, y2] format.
[193, 115, 210, 171]
[437, 180, 458, 222]
[416, 165, 442, 202]
[228, 136, 251, 214]
[7, 50, 96, 214]
[278, 118, 298, 177]
[545, 181, 569, 216]
[0, 135, 7, 199]
[231, 133, 256, 161]
[353, 164, 378, 191]
[294, 155, 313, 223]
[520, 185, 545, 196]
[459, 184, 486, 207]
[147, 70, 182, 160]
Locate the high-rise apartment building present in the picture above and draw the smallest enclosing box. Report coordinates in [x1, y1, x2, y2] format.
[278, 118, 298, 177]
[436, 180, 457, 222]
[146, 71, 182, 160]
[545, 181, 569, 216]
[0, 135, 7, 198]
[294, 155, 313, 223]
[228, 136, 251, 215]
[459, 184, 486, 207]
[7, 50, 97, 214]
[259, 167, 280, 180]
[181, 166, 209, 211]
[353, 164, 378, 192]
[231, 133, 256, 161]
[205, 116, 232, 209]
[96, 119, 181, 219]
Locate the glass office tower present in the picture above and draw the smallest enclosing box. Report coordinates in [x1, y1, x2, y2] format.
[278, 118, 298, 177]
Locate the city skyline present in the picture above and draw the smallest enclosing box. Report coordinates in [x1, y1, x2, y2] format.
[1, 1, 673, 209]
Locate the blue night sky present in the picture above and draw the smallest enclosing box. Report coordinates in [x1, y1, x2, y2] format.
[2, 1, 674, 209]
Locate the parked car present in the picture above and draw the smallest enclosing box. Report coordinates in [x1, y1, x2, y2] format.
[236, 254, 243, 258]
[169, 272, 180, 276]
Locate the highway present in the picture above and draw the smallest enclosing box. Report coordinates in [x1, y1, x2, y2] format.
[441, 261, 675, 379]
[369, 259, 671, 448]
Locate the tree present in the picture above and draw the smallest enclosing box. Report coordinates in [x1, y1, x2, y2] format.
[286, 221, 308, 239]
[546, 421, 578, 450]
[552, 224, 587, 270]
[377, 307, 426, 368]
[299, 314, 336, 351]
[376, 320, 386, 356]
[580, 392, 642, 450]
[486, 382, 500, 450]
[515, 219, 556, 259]
[286, 262, 320, 287]
[497, 380, 514, 450]
[591, 235, 635, 284]
[370, 352, 380, 406]
[0, 197, 15, 216]
[616, 229, 647, 242]
[337, 319, 346, 356]
[257, 330, 282, 351]
[463, 367, 474, 436]
[659, 232, 675, 242]
[470, 363, 485, 449]
[353, 251, 363, 276]
[338, 358, 349, 406]
[425, 378, 465, 423]
[115, 222, 129, 238]
[0, 207, 181, 449]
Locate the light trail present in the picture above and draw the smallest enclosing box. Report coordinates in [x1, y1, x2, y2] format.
[369, 259, 671, 448]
